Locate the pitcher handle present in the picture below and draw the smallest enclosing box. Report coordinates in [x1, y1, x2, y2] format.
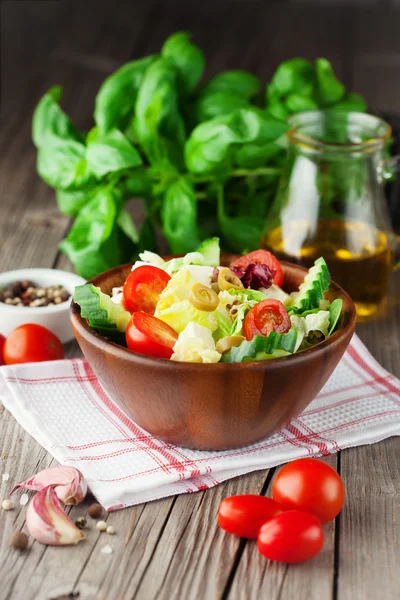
[381, 154, 400, 181]
[381, 155, 400, 270]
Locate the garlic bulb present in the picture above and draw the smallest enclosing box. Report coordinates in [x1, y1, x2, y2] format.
[12, 465, 87, 505]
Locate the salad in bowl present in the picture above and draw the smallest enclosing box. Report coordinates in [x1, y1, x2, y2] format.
[74, 239, 343, 365]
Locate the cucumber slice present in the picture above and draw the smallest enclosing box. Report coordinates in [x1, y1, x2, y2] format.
[221, 329, 298, 363]
[74, 284, 131, 343]
[195, 237, 220, 266]
[289, 257, 330, 314]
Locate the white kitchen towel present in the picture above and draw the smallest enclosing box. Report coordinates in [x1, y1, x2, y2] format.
[0, 335, 399, 511]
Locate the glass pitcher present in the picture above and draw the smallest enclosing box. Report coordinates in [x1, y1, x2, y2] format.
[262, 110, 398, 318]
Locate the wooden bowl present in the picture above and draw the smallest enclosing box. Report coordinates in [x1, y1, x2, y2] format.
[71, 257, 356, 450]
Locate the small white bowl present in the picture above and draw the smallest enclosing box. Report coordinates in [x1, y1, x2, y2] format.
[0, 269, 86, 343]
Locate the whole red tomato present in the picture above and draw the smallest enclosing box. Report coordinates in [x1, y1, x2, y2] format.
[123, 265, 170, 314]
[272, 458, 345, 524]
[0, 334, 6, 366]
[218, 495, 284, 539]
[258, 510, 324, 564]
[3, 324, 64, 365]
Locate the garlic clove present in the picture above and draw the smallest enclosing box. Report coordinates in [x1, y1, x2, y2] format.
[26, 487, 85, 546]
[12, 466, 87, 505]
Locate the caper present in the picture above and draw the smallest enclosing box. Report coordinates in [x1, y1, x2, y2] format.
[217, 268, 244, 292]
[216, 335, 246, 354]
[189, 283, 219, 311]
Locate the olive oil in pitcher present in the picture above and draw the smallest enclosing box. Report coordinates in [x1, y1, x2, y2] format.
[263, 111, 398, 318]
[262, 219, 392, 318]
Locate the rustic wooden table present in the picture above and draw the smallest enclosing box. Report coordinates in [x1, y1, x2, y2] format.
[0, 2, 399, 599]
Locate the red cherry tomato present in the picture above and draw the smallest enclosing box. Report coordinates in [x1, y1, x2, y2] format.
[125, 312, 178, 359]
[272, 458, 345, 524]
[3, 324, 64, 365]
[218, 495, 284, 539]
[257, 510, 324, 564]
[243, 299, 290, 341]
[0, 334, 6, 366]
[231, 250, 283, 287]
[123, 266, 170, 315]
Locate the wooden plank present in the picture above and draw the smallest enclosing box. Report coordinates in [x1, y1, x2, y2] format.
[337, 438, 400, 600]
[356, 273, 400, 378]
[227, 457, 337, 600]
[0, 3, 162, 599]
[337, 271, 400, 600]
[89, 471, 269, 600]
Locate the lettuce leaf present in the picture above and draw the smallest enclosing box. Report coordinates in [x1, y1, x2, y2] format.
[328, 298, 343, 335]
[228, 288, 267, 303]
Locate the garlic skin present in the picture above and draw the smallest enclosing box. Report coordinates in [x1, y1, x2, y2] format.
[26, 487, 85, 546]
[12, 466, 87, 505]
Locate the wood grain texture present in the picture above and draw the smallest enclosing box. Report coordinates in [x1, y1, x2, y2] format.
[0, 1, 399, 598]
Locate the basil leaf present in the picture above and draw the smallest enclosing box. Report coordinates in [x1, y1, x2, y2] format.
[56, 188, 93, 217]
[86, 128, 142, 177]
[94, 55, 157, 133]
[267, 59, 315, 98]
[220, 216, 263, 252]
[221, 330, 298, 363]
[315, 58, 345, 106]
[285, 94, 318, 113]
[134, 57, 186, 170]
[192, 90, 249, 123]
[32, 86, 80, 148]
[136, 216, 158, 254]
[37, 139, 92, 191]
[217, 184, 263, 252]
[235, 141, 284, 168]
[334, 92, 367, 112]
[162, 176, 200, 253]
[59, 187, 125, 279]
[200, 70, 261, 99]
[116, 208, 139, 244]
[265, 97, 289, 121]
[328, 298, 343, 336]
[185, 107, 288, 175]
[161, 31, 205, 92]
[123, 170, 152, 197]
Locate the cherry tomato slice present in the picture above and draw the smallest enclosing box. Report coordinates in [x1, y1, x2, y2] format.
[230, 250, 283, 287]
[218, 495, 284, 539]
[3, 324, 64, 365]
[125, 312, 178, 359]
[257, 510, 324, 564]
[0, 334, 6, 366]
[123, 266, 170, 315]
[272, 458, 345, 524]
[243, 299, 290, 341]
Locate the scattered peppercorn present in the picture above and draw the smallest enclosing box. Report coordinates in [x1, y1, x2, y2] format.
[96, 520, 108, 532]
[2, 499, 13, 510]
[88, 503, 103, 519]
[75, 516, 87, 529]
[10, 531, 29, 550]
[0, 281, 70, 308]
